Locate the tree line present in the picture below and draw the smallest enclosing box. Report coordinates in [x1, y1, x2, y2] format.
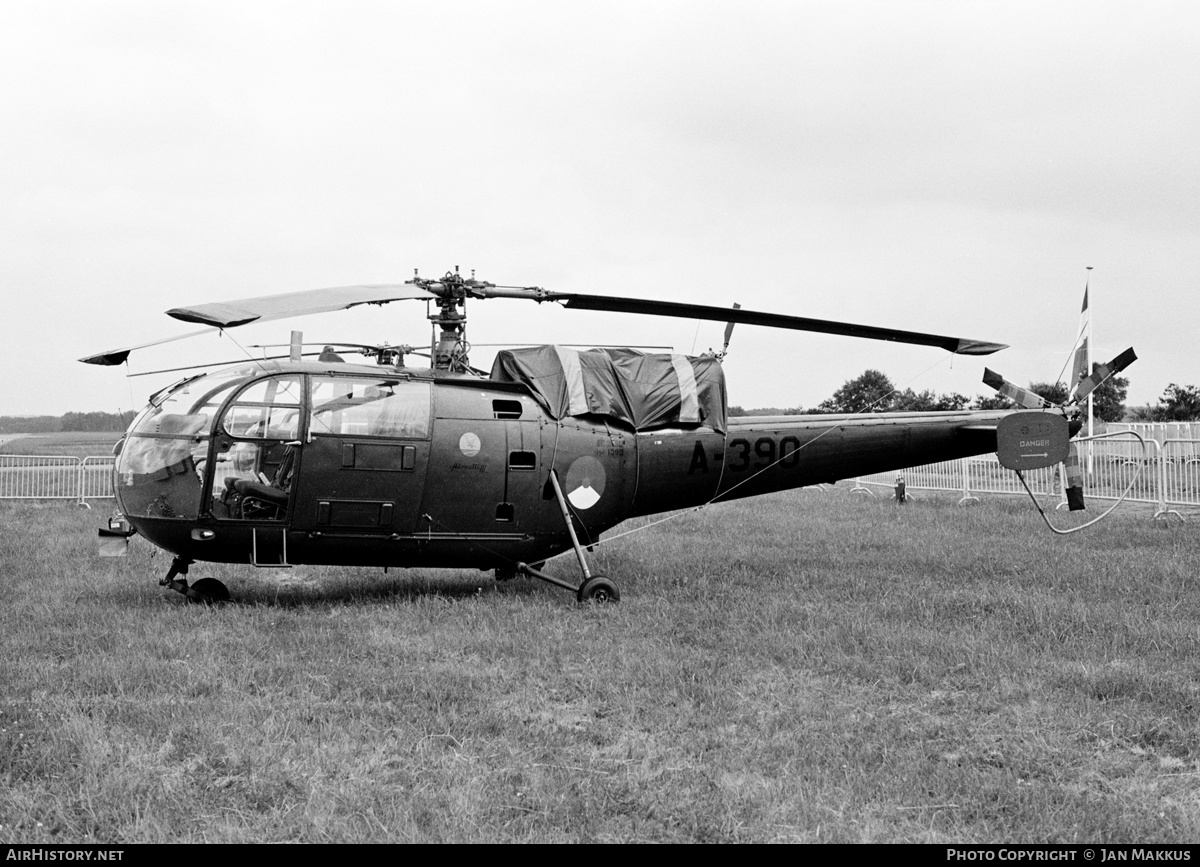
[730, 366, 1200, 421]
[0, 411, 136, 434]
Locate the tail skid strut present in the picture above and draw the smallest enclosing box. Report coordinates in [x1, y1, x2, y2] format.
[516, 471, 620, 603]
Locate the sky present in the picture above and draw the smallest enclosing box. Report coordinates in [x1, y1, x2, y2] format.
[2, 0, 1197, 417]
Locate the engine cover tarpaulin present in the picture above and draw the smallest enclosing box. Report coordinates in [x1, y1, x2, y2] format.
[490, 346, 727, 433]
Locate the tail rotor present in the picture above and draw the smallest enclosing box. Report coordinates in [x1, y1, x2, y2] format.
[984, 347, 1137, 511]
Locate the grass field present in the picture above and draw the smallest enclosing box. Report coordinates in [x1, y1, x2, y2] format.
[0, 432, 123, 458]
[2, 488, 1199, 843]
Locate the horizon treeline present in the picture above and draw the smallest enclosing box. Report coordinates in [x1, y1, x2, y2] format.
[0, 411, 136, 434]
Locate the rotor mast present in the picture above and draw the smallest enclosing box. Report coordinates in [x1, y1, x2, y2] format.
[408, 266, 492, 374]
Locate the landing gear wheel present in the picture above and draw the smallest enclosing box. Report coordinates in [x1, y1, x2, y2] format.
[188, 577, 230, 604]
[577, 575, 620, 604]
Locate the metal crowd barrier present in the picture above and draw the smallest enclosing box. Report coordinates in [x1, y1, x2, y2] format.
[79, 456, 117, 503]
[1161, 440, 1200, 510]
[0, 455, 115, 507]
[852, 433, 1188, 519]
[853, 456, 1060, 504]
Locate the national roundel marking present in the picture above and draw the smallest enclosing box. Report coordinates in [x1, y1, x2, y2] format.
[565, 456, 606, 510]
[459, 432, 481, 457]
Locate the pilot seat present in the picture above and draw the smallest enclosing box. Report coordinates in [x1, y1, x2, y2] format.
[222, 444, 296, 520]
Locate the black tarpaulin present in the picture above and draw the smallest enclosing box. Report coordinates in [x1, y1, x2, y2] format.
[490, 346, 727, 433]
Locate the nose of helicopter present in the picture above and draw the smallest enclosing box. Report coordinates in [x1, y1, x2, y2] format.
[113, 410, 209, 521]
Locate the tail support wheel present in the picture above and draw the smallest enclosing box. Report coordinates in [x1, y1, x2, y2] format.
[577, 575, 620, 604]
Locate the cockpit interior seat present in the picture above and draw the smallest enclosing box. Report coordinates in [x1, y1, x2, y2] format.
[225, 477, 290, 507]
[221, 442, 297, 519]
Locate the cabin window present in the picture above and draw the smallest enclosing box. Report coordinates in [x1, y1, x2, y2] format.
[492, 399, 523, 419]
[218, 377, 304, 442]
[508, 450, 537, 470]
[223, 406, 299, 440]
[232, 376, 306, 408]
[309, 377, 431, 439]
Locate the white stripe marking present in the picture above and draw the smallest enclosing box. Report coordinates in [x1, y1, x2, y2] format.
[553, 346, 589, 416]
[671, 355, 699, 423]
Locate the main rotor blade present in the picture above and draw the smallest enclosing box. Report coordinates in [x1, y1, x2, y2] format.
[166, 284, 436, 328]
[514, 292, 1006, 355]
[469, 343, 673, 350]
[128, 353, 310, 377]
[79, 327, 220, 366]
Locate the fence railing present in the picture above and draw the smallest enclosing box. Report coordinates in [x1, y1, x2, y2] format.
[1161, 440, 1200, 508]
[0, 455, 115, 507]
[852, 433, 1191, 519]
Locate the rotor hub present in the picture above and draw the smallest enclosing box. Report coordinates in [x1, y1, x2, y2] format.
[407, 267, 494, 374]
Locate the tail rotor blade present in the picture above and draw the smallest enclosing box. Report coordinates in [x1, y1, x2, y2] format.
[982, 369, 1056, 410]
[1072, 348, 1137, 402]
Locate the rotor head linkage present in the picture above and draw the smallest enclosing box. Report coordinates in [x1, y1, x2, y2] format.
[404, 267, 543, 373]
[407, 267, 494, 373]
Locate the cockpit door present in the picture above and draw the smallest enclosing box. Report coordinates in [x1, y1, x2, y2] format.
[207, 374, 304, 522]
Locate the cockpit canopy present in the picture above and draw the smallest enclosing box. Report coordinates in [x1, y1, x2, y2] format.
[115, 363, 431, 521]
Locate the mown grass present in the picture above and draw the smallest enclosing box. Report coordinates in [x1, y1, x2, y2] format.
[0, 432, 123, 458]
[2, 490, 1199, 843]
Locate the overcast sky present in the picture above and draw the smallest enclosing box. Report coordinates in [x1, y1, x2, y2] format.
[2, 0, 1196, 417]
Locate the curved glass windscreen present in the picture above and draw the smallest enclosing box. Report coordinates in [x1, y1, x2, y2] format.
[115, 366, 274, 520]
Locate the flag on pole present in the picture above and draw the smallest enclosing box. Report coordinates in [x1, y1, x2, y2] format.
[1071, 274, 1095, 478]
[1070, 284, 1090, 398]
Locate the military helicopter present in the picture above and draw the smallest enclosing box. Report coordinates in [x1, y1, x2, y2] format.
[82, 268, 1134, 604]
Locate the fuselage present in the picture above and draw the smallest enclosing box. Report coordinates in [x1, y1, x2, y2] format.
[114, 360, 1010, 572]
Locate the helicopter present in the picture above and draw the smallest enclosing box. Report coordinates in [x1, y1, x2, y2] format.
[82, 268, 1134, 604]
